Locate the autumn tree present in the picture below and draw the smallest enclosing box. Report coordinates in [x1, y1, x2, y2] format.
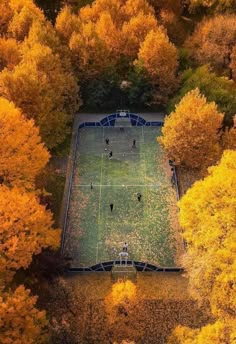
[56, 0, 180, 106]
[0, 0, 13, 35]
[0, 97, 49, 189]
[8, 4, 45, 41]
[170, 150, 236, 344]
[55, 6, 81, 42]
[0, 185, 60, 283]
[121, 12, 158, 59]
[185, 15, 236, 77]
[0, 25, 79, 148]
[0, 286, 48, 344]
[135, 28, 178, 104]
[169, 319, 236, 344]
[230, 46, 236, 81]
[0, 0, 46, 39]
[0, 38, 21, 71]
[221, 115, 236, 150]
[104, 280, 144, 343]
[168, 65, 236, 127]
[159, 89, 223, 169]
[69, 21, 112, 79]
[186, 0, 236, 12]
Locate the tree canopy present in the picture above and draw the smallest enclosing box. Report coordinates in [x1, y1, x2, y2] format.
[0, 0, 80, 149]
[0, 97, 49, 189]
[168, 65, 236, 127]
[0, 185, 60, 283]
[159, 88, 223, 169]
[0, 286, 48, 344]
[185, 14, 236, 77]
[171, 150, 236, 344]
[56, 0, 178, 106]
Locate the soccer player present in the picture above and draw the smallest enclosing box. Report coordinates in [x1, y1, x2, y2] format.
[105, 138, 109, 151]
[123, 242, 128, 252]
[110, 203, 114, 212]
[137, 192, 142, 202]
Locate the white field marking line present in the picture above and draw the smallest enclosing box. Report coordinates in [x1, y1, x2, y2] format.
[108, 152, 145, 155]
[96, 243, 99, 263]
[104, 140, 138, 143]
[74, 184, 160, 187]
[81, 152, 153, 155]
[142, 126, 145, 143]
[142, 131, 150, 217]
[98, 153, 104, 224]
[105, 126, 142, 128]
[96, 242, 103, 264]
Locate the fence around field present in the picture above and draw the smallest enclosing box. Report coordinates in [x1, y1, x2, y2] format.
[61, 112, 182, 272]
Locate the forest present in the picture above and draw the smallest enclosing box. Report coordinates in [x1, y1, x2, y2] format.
[0, 0, 235, 343]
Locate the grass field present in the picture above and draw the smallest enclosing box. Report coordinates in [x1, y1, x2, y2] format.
[64, 125, 183, 267]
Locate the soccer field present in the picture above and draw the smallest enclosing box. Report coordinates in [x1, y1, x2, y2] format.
[64, 126, 183, 267]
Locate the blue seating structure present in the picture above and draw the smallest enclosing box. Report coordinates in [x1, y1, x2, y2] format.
[78, 112, 163, 129]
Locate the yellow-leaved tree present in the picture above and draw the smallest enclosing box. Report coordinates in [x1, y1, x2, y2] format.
[121, 12, 158, 59]
[55, 5, 81, 42]
[169, 150, 236, 344]
[7, 0, 45, 41]
[56, 0, 172, 79]
[0, 41, 78, 148]
[159, 88, 223, 169]
[0, 6, 80, 149]
[0, 285, 48, 344]
[69, 21, 112, 79]
[0, 185, 60, 283]
[0, 97, 49, 189]
[135, 28, 178, 103]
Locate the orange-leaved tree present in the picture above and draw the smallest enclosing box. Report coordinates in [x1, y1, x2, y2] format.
[186, 0, 236, 12]
[0, 42, 78, 148]
[7, 0, 45, 41]
[121, 12, 158, 59]
[0, 185, 60, 283]
[169, 150, 236, 344]
[55, 5, 81, 42]
[135, 28, 178, 103]
[0, 285, 48, 344]
[56, 0, 163, 76]
[222, 115, 236, 150]
[185, 14, 236, 76]
[159, 88, 223, 169]
[230, 46, 236, 81]
[0, 97, 49, 189]
[0, 38, 21, 71]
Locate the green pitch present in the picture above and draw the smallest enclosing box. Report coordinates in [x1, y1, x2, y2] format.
[64, 126, 182, 267]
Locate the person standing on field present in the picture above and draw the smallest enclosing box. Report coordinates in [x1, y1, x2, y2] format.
[137, 193, 142, 202]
